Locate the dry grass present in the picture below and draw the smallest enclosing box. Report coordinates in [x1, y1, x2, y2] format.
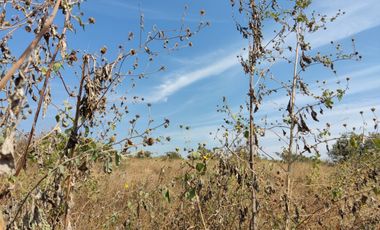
[1, 157, 379, 229]
[71, 159, 332, 229]
[72, 158, 187, 229]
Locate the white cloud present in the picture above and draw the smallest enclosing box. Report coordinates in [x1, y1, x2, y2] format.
[145, 52, 240, 103]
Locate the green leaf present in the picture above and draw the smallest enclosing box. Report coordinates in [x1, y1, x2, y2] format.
[62, 119, 69, 127]
[350, 137, 358, 149]
[115, 152, 121, 166]
[183, 173, 192, 182]
[296, 0, 312, 9]
[185, 188, 196, 200]
[104, 158, 113, 174]
[41, 67, 47, 75]
[336, 89, 345, 101]
[53, 62, 63, 73]
[64, 127, 73, 135]
[89, 141, 97, 150]
[196, 162, 205, 173]
[331, 187, 342, 199]
[189, 151, 200, 160]
[91, 150, 99, 161]
[163, 189, 171, 203]
[296, 13, 308, 23]
[84, 126, 90, 137]
[323, 98, 333, 109]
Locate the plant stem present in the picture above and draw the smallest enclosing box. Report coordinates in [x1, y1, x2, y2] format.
[63, 56, 88, 230]
[247, 1, 261, 228]
[285, 24, 300, 230]
[196, 193, 208, 230]
[248, 63, 258, 230]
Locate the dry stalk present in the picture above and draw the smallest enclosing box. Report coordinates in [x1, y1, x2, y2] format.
[285, 24, 300, 230]
[196, 192, 208, 230]
[63, 56, 88, 230]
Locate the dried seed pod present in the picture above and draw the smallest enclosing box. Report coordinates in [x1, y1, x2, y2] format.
[145, 137, 155, 146]
[100, 46, 107, 55]
[88, 17, 95, 24]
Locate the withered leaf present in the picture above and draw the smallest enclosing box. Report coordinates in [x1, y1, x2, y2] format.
[311, 109, 319, 122]
[304, 144, 311, 153]
[302, 52, 312, 64]
[299, 81, 308, 94]
[254, 105, 259, 113]
[298, 115, 310, 132]
[287, 99, 291, 113]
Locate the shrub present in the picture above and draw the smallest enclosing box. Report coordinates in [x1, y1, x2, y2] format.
[165, 151, 183, 159]
[135, 150, 153, 158]
[328, 133, 380, 162]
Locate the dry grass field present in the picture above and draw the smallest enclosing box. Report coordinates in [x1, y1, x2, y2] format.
[2, 156, 378, 229]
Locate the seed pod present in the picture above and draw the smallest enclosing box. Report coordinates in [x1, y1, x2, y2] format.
[100, 46, 107, 55]
[88, 17, 95, 24]
[145, 137, 155, 146]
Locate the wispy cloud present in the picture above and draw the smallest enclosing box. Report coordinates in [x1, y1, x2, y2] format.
[146, 1, 380, 103]
[145, 52, 240, 103]
[308, 0, 380, 47]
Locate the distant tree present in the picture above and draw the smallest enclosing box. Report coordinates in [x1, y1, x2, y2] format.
[280, 149, 314, 163]
[165, 151, 183, 159]
[329, 133, 380, 162]
[136, 150, 153, 158]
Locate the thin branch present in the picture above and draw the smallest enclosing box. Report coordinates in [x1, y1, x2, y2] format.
[0, 0, 62, 90]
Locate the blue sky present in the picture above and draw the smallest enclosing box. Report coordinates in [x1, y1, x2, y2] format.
[16, 0, 380, 157]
